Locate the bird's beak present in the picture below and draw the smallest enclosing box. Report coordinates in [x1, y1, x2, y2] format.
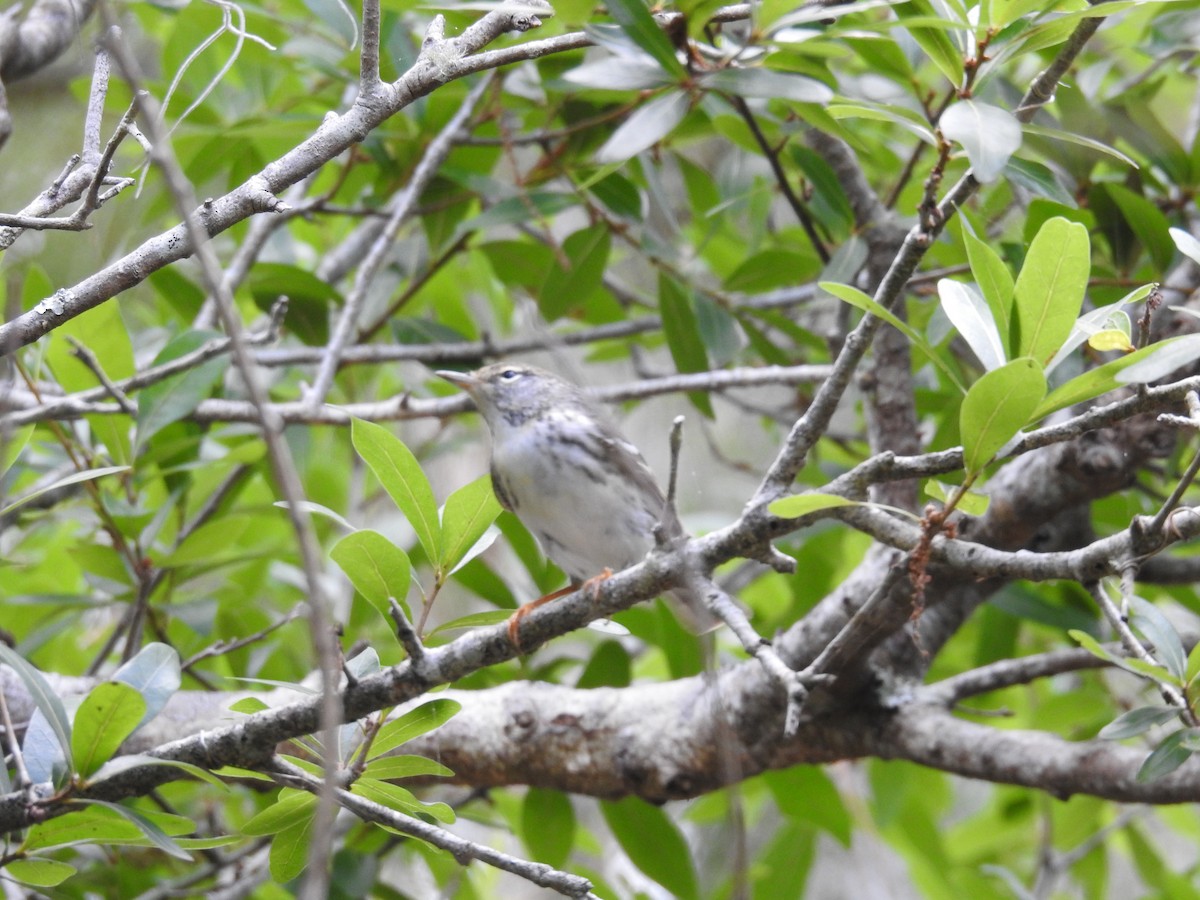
[436, 369, 479, 390]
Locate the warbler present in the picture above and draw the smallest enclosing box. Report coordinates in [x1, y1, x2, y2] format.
[437, 363, 719, 642]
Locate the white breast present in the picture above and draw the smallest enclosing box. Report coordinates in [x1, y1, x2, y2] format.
[490, 413, 659, 582]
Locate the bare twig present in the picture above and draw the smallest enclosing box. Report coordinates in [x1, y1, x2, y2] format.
[270, 756, 597, 898]
[304, 76, 491, 410]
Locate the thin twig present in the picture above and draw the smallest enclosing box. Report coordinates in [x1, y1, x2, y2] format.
[304, 76, 491, 411]
[269, 756, 598, 898]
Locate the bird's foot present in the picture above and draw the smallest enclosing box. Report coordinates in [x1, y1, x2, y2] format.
[506, 569, 614, 650]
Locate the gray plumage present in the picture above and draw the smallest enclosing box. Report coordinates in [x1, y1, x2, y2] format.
[438, 363, 717, 632]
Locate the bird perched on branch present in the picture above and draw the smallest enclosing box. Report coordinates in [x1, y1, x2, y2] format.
[437, 363, 719, 646]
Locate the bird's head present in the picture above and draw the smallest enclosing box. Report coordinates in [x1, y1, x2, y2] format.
[437, 363, 577, 429]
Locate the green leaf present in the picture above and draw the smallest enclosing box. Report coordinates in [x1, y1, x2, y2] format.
[924, 479, 990, 516]
[826, 100, 936, 143]
[370, 699, 462, 757]
[1011, 217, 1090, 365]
[1034, 335, 1191, 419]
[959, 358, 1046, 474]
[1129, 595, 1187, 681]
[1187, 639, 1200, 685]
[1137, 729, 1195, 783]
[1021, 122, 1138, 168]
[522, 787, 576, 869]
[353, 777, 456, 823]
[764, 766, 852, 846]
[659, 273, 713, 418]
[576, 640, 632, 688]
[4, 858, 77, 887]
[269, 815, 314, 883]
[134, 330, 229, 454]
[243, 791, 317, 836]
[0, 466, 131, 518]
[361, 755, 454, 780]
[769, 493, 857, 518]
[249, 263, 342, 346]
[0, 644, 73, 775]
[22, 808, 146, 852]
[961, 223, 1014, 354]
[427, 610, 514, 636]
[44, 295, 135, 464]
[1, 425, 34, 478]
[77, 799, 192, 861]
[72, 682, 147, 779]
[351, 418, 440, 563]
[604, 0, 686, 77]
[1099, 706, 1180, 741]
[1103, 183, 1174, 270]
[602, 797, 698, 900]
[331, 529, 412, 620]
[439, 475, 502, 575]
[540, 224, 612, 321]
[905, 6, 965, 85]
[159, 514, 256, 567]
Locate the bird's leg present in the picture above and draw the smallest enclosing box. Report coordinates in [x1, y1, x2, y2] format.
[507, 569, 614, 649]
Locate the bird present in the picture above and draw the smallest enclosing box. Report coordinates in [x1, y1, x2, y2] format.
[437, 363, 719, 646]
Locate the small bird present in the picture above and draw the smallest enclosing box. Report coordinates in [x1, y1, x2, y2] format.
[437, 363, 719, 645]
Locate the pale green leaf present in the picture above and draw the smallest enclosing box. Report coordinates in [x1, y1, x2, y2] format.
[439, 475, 502, 574]
[243, 792, 317, 836]
[596, 90, 689, 164]
[938, 280, 1006, 371]
[361, 754, 454, 780]
[4, 858, 77, 887]
[1129, 595, 1187, 681]
[269, 816, 314, 883]
[941, 100, 1021, 183]
[960, 358, 1046, 474]
[370, 699, 462, 758]
[769, 493, 857, 518]
[702, 67, 833, 103]
[1169, 227, 1200, 266]
[961, 227, 1013, 355]
[72, 682, 147, 778]
[112, 642, 181, 729]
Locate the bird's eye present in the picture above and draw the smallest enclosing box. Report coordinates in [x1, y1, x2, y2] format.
[499, 369, 520, 380]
